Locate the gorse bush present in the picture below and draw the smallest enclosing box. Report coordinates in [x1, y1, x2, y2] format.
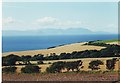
[21, 65, 41, 73]
[2, 66, 17, 73]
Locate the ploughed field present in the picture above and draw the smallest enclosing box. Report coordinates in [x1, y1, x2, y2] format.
[2, 73, 119, 81]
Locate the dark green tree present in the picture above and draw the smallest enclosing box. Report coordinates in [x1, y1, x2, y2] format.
[2, 66, 17, 73]
[2, 54, 21, 66]
[21, 65, 40, 73]
[88, 60, 104, 70]
[21, 55, 32, 65]
[46, 61, 65, 73]
[65, 60, 83, 72]
[106, 58, 117, 70]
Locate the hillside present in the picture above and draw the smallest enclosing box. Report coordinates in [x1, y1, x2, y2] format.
[2, 42, 105, 56]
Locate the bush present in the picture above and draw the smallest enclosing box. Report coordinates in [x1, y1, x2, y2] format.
[21, 65, 41, 73]
[2, 54, 21, 66]
[21, 55, 32, 65]
[31, 54, 44, 61]
[2, 66, 17, 73]
[89, 60, 104, 70]
[46, 60, 83, 73]
[65, 60, 83, 72]
[106, 58, 117, 70]
[46, 61, 65, 73]
[46, 67, 55, 73]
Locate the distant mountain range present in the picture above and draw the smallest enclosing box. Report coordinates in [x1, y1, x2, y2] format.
[2, 28, 111, 36]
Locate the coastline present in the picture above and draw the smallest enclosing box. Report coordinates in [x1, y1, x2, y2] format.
[2, 42, 105, 56]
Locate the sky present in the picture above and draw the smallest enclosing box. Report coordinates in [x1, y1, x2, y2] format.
[2, 2, 118, 34]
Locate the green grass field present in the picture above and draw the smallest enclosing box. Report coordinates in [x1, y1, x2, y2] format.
[95, 39, 120, 43]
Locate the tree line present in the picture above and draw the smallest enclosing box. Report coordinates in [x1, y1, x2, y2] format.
[2, 58, 118, 73]
[2, 43, 120, 66]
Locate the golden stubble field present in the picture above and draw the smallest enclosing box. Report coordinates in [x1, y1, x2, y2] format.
[2, 41, 120, 73]
[2, 42, 105, 57]
[2, 41, 120, 81]
[4, 57, 118, 73]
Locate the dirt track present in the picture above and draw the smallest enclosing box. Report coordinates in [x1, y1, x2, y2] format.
[2, 73, 119, 81]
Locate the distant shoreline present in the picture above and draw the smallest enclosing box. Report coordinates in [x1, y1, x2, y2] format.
[2, 38, 119, 57]
[2, 42, 106, 57]
[2, 41, 82, 53]
[2, 34, 118, 53]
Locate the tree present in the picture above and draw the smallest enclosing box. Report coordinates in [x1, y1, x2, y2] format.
[106, 58, 117, 70]
[59, 53, 71, 59]
[46, 61, 65, 73]
[65, 60, 83, 72]
[46, 60, 83, 73]
[2, 54, 21, 66]
[89, 60, 103, 70]
[31, 54, 44, 61]
[46, 67, 54, 73]
[2, 66, 17, 73]
[45, 55, 59, 60]
[21, 65, 41, 73]
[21, 55, 32, 65]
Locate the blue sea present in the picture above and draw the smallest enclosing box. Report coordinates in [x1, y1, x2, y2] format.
[2, 34, 118, 53]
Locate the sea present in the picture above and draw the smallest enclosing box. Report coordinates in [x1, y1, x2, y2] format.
[2, 34, 118, 53]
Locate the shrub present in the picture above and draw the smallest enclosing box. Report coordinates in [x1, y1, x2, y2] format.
[21, 65, 41, 73]
[65, 60, 83, 72]
[31, 54, 44, 61]
[2, 66, 17, 73]
[46, 60, 83, 73]
[46, 61, 65, 73]
[106, 58, 117, 70]
[46, 67, 54, 73]
[89, 60, 104, 70]
[2, 54, 21, 66]
[21, 55, 32, 65]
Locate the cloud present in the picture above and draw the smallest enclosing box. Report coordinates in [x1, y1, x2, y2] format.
[3, 17, 15, 24]
[3, 16, 82, 31]
[106, 24, 118, 33]
[35, 16, 81, 29]
[36, 17, 57, 26]
[55, 21, 81, 28]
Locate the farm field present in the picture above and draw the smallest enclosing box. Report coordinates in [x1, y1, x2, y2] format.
[2, 73, 119, 81]
[2, 42, 105, 57]
[95, 39, 120, 45]
[2, 40, 120, 82]
[2, 2, 120, 82]
[3, 57, 119, 73]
